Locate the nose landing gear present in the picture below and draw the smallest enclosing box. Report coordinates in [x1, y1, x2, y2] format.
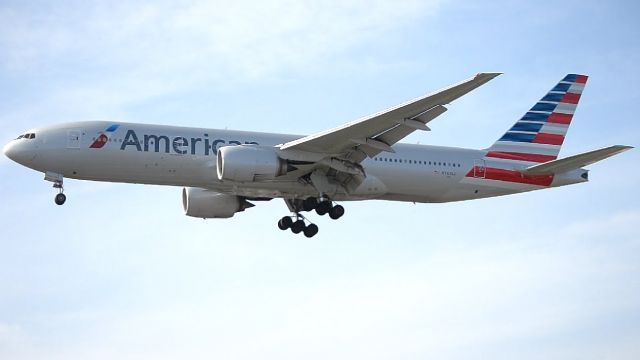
[45, 172, 67, 205]
[53, 180, 66, 205]
[54, 192, 66, 205]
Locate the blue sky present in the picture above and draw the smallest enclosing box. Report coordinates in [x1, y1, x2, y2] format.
[1, 1, 639, 359]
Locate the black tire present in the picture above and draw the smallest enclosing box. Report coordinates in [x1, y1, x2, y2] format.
[291, 220, 305, 234]
[278, 216, 292, 230]
[303, 224, 319, 238]
[54, 193, 66, 206]
[329, 204, 344, 220]
[302, 198, 317, 212]
[316, 201, 331, 216]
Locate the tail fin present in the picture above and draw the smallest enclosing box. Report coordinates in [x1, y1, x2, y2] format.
[486, 74, 588, 163]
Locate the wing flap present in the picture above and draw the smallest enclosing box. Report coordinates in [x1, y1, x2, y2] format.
[521, 145, 633, 175]
[376, 105, 447, 149]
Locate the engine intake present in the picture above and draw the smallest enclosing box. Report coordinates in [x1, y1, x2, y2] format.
[217, 145, 287, 182]
[182, 187, 254, 219]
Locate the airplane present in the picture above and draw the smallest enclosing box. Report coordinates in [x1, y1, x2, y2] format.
[3, 73, 632, 237]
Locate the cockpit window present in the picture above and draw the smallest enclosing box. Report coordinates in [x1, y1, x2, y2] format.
[16, 133, 36, 139]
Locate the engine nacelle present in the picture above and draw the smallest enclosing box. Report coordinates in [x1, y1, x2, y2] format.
[217, 145, 287, 182]
[182, 187, 254, 219]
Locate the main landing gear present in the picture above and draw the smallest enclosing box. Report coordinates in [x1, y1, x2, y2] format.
[278, 215, 319, 238]
[278, 197, 344, 238]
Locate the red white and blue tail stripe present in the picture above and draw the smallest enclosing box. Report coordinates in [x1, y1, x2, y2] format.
[486, 74, 588, 163]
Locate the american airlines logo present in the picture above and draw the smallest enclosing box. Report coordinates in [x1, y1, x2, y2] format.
[118, 129, 259, 155]
[89, 124, 120, 148]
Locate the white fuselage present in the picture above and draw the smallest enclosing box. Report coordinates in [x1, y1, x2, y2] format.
[3, 121, 587, 203]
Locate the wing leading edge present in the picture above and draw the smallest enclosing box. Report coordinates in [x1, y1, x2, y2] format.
[279, 72, 502, 160]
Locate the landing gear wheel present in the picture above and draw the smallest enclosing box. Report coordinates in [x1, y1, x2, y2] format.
[329, 204, 344, 220]
[291, 220, 306, 234]
[303, 223, 319, 238]
[54, 193, 66, 206]
[278, 216, 293, 230]
[302, 198, 317, 212]
[316, 201, 331, 216]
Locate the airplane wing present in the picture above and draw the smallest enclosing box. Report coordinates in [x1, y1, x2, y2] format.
[279, 72, 501, 162]
[521, 145, 633, 175]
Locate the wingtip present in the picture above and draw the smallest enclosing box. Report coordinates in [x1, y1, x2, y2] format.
[607, 145, 634, 155]
[476, 72, 503, 78]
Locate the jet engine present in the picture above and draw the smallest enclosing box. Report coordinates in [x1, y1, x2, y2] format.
[182, 187, 254, 218]
[216, 145, 287, 182]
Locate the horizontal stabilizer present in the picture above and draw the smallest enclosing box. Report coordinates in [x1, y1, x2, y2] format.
[521, 145, 633, 175]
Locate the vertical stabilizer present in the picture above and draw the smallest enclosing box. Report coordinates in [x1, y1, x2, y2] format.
[486, 74, 588, 163]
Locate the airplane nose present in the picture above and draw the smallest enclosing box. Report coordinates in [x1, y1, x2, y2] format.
[3, 140, 34, 165]
[3, 141, 17, 161]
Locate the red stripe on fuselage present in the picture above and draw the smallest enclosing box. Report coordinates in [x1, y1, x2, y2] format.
[485, 151, 557, 163]
[466, 167, 554, 186]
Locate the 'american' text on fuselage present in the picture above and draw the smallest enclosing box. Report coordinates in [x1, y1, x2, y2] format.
[119, 129, 259, 155]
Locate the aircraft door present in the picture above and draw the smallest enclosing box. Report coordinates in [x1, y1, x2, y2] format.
[473, 159, 486, 178]
[67, 130, 81, 149]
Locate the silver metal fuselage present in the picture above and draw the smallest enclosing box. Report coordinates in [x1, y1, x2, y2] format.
[3, 121, 587, 203]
